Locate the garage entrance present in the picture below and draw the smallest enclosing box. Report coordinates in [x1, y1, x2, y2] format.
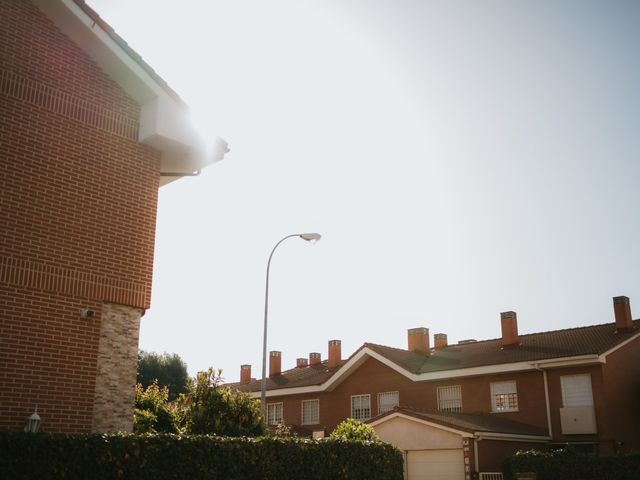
[406, 449, 465, 480]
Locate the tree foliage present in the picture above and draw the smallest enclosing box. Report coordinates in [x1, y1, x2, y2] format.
[181, 368, 265, 436]
[133, 382, 179, 434]
[137, 351, 189, 401]
[330, 418, 379, 442]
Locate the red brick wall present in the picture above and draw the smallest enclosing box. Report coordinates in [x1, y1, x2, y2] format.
[0, 0, 161, 432]
[544, 365, 605, 448]
[601, 336, 640, 453]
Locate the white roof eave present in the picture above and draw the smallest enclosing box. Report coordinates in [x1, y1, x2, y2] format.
[33, 0, 212, 185]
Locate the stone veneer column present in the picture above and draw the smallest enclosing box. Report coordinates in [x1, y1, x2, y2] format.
[91, 302, 142, 433]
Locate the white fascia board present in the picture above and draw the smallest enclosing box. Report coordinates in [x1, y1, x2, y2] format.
[599, 330, 640, 362]
[529, 355, 603, 369]
[250, 349, 612, 399]
[369, 412, 474, 438]
[33, 0, 209, 179]
[475, 432, 551, 443]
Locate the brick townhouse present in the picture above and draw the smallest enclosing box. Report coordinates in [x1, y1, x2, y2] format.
[1, 0, 222, 433]
[234, 296, 640, 480]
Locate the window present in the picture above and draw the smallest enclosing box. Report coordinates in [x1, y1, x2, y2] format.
[561, 374, 594, 407]
[302, 399, 320, 425]
[491, 381, 518, 412]
[378, 391, 399, 415]
[266, 402, 283, 426]
[437, 385, 462, 412]
[351, 394, 371, 420]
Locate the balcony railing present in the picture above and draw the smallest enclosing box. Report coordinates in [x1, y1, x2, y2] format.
[479, 473, 504, 480]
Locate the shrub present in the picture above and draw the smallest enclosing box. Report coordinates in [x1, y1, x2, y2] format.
[0, 432, 404, 480]
[181, 368, 264, 436]
[133, 382, 179, 434]
[330, 418, 379, 442]
[502, 448, 640, 480]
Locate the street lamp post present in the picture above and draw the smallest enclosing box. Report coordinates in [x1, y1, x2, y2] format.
[261, 233, 321, 420]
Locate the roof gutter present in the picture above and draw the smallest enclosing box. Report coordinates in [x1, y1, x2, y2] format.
[474, 432, 551, 443]
[160, 169, 201, 178]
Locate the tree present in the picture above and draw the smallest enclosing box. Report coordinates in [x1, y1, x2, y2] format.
[133, 382, 179, 434]
[330, 418, 379, 442]
[181, 368, 264, 437]
[137, 350, 189, 401]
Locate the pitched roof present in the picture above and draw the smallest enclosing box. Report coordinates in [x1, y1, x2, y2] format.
[231, 320, 639, 393]
[232, 360, 348, 393]
[71, 0, 186, 106]
[371, 407, 549, 438]
[367, 319, 640, 374]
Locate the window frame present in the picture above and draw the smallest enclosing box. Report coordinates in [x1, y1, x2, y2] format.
[490, 380, 519, 413]
[437, 385, 462, 413]
[301, 399, 320, 425]
[266, 402, 283, 426]
[351, 394, 372, 421]
[377, 391, 400, 415]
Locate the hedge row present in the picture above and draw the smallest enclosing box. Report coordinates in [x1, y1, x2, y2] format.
[502, 448, 640, 480]
[0, 432, 404, 480]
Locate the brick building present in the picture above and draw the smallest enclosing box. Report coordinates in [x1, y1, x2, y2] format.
[234, 296, 640, 479]
[1, 0, 221, 433]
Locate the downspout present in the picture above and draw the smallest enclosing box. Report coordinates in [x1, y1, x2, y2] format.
[534, 363, 553, 438]
[474, 437, 480, 473]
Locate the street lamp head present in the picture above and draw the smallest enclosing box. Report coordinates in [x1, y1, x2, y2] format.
[299, 233, 322, 243]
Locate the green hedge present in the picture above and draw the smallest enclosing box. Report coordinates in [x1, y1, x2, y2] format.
[502, 448, 640, 480]
[0, 432, 404, 480]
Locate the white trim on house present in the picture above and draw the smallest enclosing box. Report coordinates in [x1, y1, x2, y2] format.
[250, 347, 608, 399]
[475, 432, 551, 442]
[368, 411, 475, 438]
[598, 330, 640, 360]
[32, 0, 217, 184]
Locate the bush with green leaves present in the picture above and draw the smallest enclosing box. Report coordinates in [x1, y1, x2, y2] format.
[502, 448, 640, 480]
[182, 368, 264, 436]
[0, 432, 404, 480]
[133, 382, 179, 434]
[330, 418, 379, 442]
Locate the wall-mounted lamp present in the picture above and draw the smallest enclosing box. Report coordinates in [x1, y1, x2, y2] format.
[80, 308, 95, 319]
[24, 408, 41, 432]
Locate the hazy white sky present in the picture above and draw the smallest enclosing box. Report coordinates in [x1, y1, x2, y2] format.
[87, 0, 640, 381]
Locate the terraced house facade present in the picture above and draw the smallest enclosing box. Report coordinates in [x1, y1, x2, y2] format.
[1, 0, 218, 433]
[234, 296, 640, 480]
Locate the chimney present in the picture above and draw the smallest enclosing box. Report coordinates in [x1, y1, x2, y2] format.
[296, 358, 308, 368]
[434, 333, 448, 349]
[613, 296, 633, 333]
[328, 340, 341, 368]
[309, 352, 321, 366]
[500, 311, 520, 348]
[240, 364, 251, 385]
[269, 351, 281, 376]
[408, 327, 430, 354]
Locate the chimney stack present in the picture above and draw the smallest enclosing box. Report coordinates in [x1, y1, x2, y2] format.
[309, 352, 321, 366]
[408, 327, 430, 354]
[434, 333, 448, 349]
[269, 351, 281, 376]
[240, 364, 251, 384]
[613, 296, 633, 333]
[328, 340, 341, 368]
[296, 358, 308, 368]
[500, 311, 520, 348]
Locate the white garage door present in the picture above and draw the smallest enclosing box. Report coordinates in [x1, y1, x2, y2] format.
[406, 449, 465, 480]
